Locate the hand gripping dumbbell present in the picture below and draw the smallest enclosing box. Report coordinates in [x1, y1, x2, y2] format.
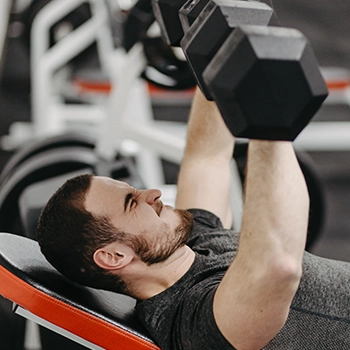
[152, 0, 328, 140]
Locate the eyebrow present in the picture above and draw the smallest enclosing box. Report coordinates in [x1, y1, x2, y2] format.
[124, 192, 133, 213]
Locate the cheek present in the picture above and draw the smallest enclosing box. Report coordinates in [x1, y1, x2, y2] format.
[129, 217, 165, 238]
[162, 207, 181, 225]
[122, 207, 178, 236]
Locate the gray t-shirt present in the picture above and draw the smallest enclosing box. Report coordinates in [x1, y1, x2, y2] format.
[136, 209, 350, 349]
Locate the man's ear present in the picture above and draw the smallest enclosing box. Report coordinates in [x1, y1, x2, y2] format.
[93, 242, 134, 271]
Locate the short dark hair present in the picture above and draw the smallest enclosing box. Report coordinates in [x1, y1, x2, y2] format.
[37, 174, 129, 294]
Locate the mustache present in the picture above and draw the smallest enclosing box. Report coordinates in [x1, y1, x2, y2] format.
[156, 200, 163, 216]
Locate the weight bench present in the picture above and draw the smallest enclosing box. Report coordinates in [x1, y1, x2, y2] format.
[0, 232, 160, 350]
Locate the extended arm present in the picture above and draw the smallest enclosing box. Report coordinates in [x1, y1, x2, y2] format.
[175, 88, 235, 228]
[214, 140, 310, 349]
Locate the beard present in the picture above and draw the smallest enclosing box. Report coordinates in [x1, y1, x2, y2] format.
[127, 209, 194, 265]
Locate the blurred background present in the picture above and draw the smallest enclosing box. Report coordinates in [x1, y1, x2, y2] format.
[0, 0, 349, 349]
[272, 0, 350, 262]
[2, 0, 348, 259]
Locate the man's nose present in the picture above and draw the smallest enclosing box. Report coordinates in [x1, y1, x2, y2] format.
[141, 189, 162, 206]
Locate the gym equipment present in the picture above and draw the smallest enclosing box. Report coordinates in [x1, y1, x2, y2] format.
[181, 0, 274, 99]
[152, 0, 328, 140]
[0, 232, 160, 350]
[23, 0, 195, 94]
[22, 0, 93, 61]
[152, 0, 274, 47]
[152, 0, 279, 47]
[152, 0, 243, 46]
[178, 0, 210, 33]
[0, 0, 12, 81]
[152, 0, 189, 46]
[3, 0, 194, 150]
[141, 36, 196, 90]
[0, 133, 95, 185]
[203, 25, 328, 140]
[123, 0, 195, 90]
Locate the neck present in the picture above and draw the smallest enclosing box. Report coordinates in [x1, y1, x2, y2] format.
[125, 246, 195, 300]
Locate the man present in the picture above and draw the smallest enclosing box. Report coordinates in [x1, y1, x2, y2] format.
[37, 88, 350, 349]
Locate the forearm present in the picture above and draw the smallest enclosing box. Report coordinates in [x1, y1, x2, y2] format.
[175, 88, 235, 227]
[181, 88, 234, 160]
[240, 140, 309, 269]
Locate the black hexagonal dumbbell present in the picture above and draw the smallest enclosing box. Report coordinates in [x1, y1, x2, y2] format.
[202, 25, 328, 141]
[152, 0, 187, 46]
[151, 0, 327, 140]
[178, 0, 275, 39]
[178, 0, 211, 34]
[181, 0, 273, 99]
[152, 0, 269, 47]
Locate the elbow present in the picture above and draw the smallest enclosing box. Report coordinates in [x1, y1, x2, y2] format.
[237, 250, 303, 300]
[267, 254, 303, 294]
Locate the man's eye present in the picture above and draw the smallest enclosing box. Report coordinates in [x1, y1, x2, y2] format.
[130, 199, 136, 209]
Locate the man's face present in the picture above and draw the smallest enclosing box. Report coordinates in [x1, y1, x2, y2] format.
[85, 176, 193, 264]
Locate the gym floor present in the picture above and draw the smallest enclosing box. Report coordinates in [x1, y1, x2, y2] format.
[0, 0, 349, 349]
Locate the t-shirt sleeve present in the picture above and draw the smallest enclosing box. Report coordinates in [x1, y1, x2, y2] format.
[186, 209, 224, 245]
[185, 209, 238, 256]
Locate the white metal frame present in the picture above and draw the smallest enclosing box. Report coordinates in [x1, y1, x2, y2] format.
[0, 0, 12, 72]
[15, 304, 104, 350]
[30, 0, 115, 136]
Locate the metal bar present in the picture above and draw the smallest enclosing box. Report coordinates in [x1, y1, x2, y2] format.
[14, 304, 104, 350]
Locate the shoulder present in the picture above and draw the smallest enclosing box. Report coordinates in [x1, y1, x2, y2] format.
[187, 208, 224, 229]
[137, 267, 235, 350]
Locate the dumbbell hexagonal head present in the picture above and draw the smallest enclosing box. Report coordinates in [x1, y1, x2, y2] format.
[203, 26, 328, 140]
[179, 0, 210, 33]
[181, 0, 274, 100]
[152, 0, 187, 46]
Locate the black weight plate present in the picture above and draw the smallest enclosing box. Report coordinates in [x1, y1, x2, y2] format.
[141, 36, 196, 90]
[0, 146, 97, 235]
[123, 0, 196, 90]
[0, 133, 95, 185]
